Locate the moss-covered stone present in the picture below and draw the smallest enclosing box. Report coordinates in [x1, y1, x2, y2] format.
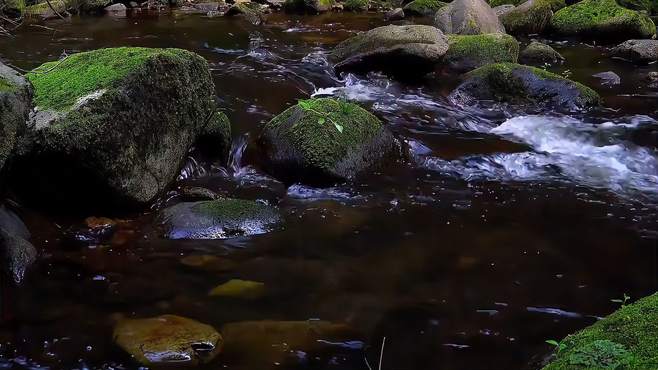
[489, 0, 521, 7]
[444, 33, 519, 72]
[519, 41, 564, 64]
[14, 47, 231, 209]
[550, 0, 656, 39]
[449, 62, 600, 110]
[0, 63, 32, 182]
[226, 1, 266, 25]
[403, 0, 447, 16]
[501, 0, 554, 35]
[260, 98, 398, 183]
[284, 0, 334, 13]
[24, 0, 68, 18]
[161, 198, 283, 239]
[344, 0, 369, 11]
[543, 293, 658, 369]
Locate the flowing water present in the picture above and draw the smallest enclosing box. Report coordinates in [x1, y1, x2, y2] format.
[0, 11, 657, 370]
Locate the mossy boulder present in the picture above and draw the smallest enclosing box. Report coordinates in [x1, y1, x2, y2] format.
[448, 62, 600, 110]
[329, 24, 449, 76]
[0, 62, 31, 181]
[550, 0, 656, 40]
[519, 41, 564, 64]
[160, 198, 283, 239]
[403, 0, 447, 16]
[344, 0, 369, 11]
[24, 0, 69, 19]
[113, 314, 223, 367]
[611, 39, 658, 63]
[543, 293, 658, 369]
[259, 98, 398, 183]
[500, 0, 555, 35]
[443, 33, 519, 72]
[15, 47, 231, 210]
[489, 0, 521, 7]
[618, 0, 658, 14]
[434, 0, 506, 34]
[284, 0, 334, 13]
[226, 2, 266, 25]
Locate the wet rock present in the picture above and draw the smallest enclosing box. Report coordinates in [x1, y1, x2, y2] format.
[550, 0, 656, 40]
[193, 2, 222, 12]
[104, 3, 127, 13]
[14, 48, 231, 210]
[403, 0, 447, 16]
[0, 62, 32, 180]
[283, 0, 334, 13]
[344, 0, 369, 11]
[647, 71, 658, 88]
[443, 33, 519, 72]
[0, 206, 30, 240]
[434, 0, 505, 35]
[24, 0, 69, 19]
[209, 279, 265, 299]
[493, 3, 515, 16]
[160, 198, 283, 239]
[0, 206, 36, 284]
[259, 98, 399, 183]
[592, 71, 621, 86]
[226, 2, 266, 25]
[449, 62, 600, 110]
[179, 186, 221, 201]
[500, 0, 553, 35]
[384, 7, 405, 20]
[329, 24, 449, 76]
[113, 314, 223, 367]
[518, 41, 564, 64]
[180, 254, 237, 271]
[610, 39, 658, 64]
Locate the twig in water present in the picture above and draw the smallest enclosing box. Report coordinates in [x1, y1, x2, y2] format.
[364, 336, 386, 370]
[7, 50, 69, 75]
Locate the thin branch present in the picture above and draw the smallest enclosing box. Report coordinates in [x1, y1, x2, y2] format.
[7, 51, 69, 75]
[44, 0, 66, 20]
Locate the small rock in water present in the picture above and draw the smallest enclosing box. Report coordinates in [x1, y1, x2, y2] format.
[181, 254, 237, 272]
[105, 3, 127, 13]
[611, 39, 658, 64]
[209, 279, 265, 299]
[592, 71, 621, 86]
[384, 7, 404, 20]
[179, 186, 221, 201]
[519, 41, 565, 65]
[113, 314, 223, 367]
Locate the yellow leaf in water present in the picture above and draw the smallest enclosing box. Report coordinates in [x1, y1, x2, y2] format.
[208, 279, 265, 299]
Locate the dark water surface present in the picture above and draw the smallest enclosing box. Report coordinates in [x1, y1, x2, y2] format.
[1, 11, 658, 370]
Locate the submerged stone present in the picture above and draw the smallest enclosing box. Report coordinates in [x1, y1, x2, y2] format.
[15, 47, 231, 209]
[113, 314, 223, 367]
[161, 198, 283, 239]
[209, 279, 265, 299]
[259, 98, 398, 183]
[448, 62, 600, 110]
[443, 33, 519, 72]
[550, 0, 656, 40]
[403, 0, 447, 16]
[434, 0, 505, 35]
[592, 71, 621, 86]
[518, 41, 564, 64]
[0, 62, 32, 180]
[611, 39, 658, 63]
[329, 25, 449, 76]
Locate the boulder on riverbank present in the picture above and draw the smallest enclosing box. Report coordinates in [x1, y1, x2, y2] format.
[543, 293, 658, 370]
[403, 0, 447, 16]
[160, 198, 283, 239]
[259, 98, 398, 183]
[284, 0, 334, 13]
[519, 41, 564, 64]
[0, 62, 32, 180]
[13, 47, 231, 210]
[500, 0, 554, 35]
[329, 24, 449, 76]
[550, 0, 656, 40]
[443, 33, 519, 72]
[434, 0, 506, 35]
[611, 39, 658, 63]
[448, 62, 600, 110]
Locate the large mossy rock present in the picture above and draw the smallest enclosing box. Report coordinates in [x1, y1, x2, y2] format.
[448, 62, 600, 110]
[543, 293, 658, 370]
[434, 0, 506, 35]
[160, 198, 283, 239]
[519, 41, 565, 64]
[283, 0, 334, 12]
[329, 25, 449, 76]
[443, 33, 519, 72]
[0, 62, 32, 179]
[15, 47, 231, 209]
[611, 39, 658, 63]
[550, 0, 656, 40]
[500, 0, 554, 35]
[259, 98, 398, 183]
[403, 0, 448, 16]
[113, 314, 223, 367]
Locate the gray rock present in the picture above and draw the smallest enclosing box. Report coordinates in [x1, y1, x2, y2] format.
[193, 1, 222, 11]
[434, 0, 505, 35]
[226, 2, 266, 25]
[647, 71, 658, 88]
[518, 41, 564, 64]
[385, 7, 405, 20]
[129, 1, 139, 7]
[0, 205, 30, 240]
[593, 71, 620, 86]
[500, 0, 553, 35]
[14, 48, 231, 210]
[611, 40, 658, 64]
[493, 4, 514, 16]
[0, 62, 32, 180]
[443, 33, 519, 72]
[448, 62, 600, 111]
[104, 3, 127, 12]
[329, 24, 449, 75]
[160, 198, 283, 239]
[0, 206, 36, 284]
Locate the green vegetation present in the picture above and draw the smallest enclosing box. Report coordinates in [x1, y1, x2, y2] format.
[344, 0, 368, 11]
[446, 34, 519, 68]
[403, 0, 447, 15]
[550, 0, 656, 38]
[0, 77, 16, 93]
[544, 293, 658, 369]
[194, 198, 277, 222]
[489, 0, 522, 7]
[26, 47, 191, 111]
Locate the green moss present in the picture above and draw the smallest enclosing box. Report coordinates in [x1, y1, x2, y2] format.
[194, 199, 277, 222]
[24, 0, 68, 16]
[446, 34, 519, 68]
[0, 78, 17, 93]
[551, 0, 656, 38]
[544, 293, 658, 369]
[267, 98, 384, 171]
[403, 0, 447, 15]
[489, 0, 521, 7]
[26, 47, 191, 112]
[501, 0, 554, 34]
[344, 0, 368, 10]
